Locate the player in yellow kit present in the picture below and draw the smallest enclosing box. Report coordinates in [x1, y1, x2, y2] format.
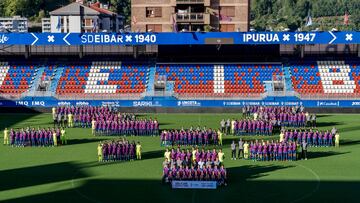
[335, 133, 340, 147]
[3, 128, 9, 145]
[164, 148, 171, 161]
[243, 141, 249, 159]
[68, 113, 73, 128]
[97, 142, 103, 162]
[217, 129, 223, 146]
[60, 128, 67, 145]
[52, 131, 57, 146]
[218, 149, 225, 163]
[136, 142, 142, 160]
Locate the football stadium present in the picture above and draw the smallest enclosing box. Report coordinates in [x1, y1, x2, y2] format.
[0, 0, 360, 202]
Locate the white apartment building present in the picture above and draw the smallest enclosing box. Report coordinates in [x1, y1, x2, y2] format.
[42, 18, 51, 32]
[0, 16, 28, 32]
[49, 2, 123, 33]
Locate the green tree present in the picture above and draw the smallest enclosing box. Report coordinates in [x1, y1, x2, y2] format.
[98, 0, 131, 25]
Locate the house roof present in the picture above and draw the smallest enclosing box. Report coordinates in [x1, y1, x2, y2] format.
[50, 2, 100, 16]
[89, 2, 115, 16]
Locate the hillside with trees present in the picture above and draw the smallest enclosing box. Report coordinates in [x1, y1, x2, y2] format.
[251, 0, 360, 31]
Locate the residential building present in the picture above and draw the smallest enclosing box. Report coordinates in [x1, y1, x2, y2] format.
[49, 2, 123, 33]
[42, 18, 51, 32]
[131, 0, 249, 32]
[0, 16, 28, 32]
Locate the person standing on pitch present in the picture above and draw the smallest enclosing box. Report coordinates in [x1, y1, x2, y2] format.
[226, 119, 231, 135]
[52, 107, 56, 127]
[53, 113, 57, 128]
[231, 119, 236, 135]
[92, 119, 96, 136]
[218, 149, 225, 164]
[231, 140, 236, 160]
[97, 142, 103, 162]
[238, 138, 244, 159]
[63, 114, 68, 128]
[60, 128, 67, 145]
[220, 119, 225, 133]
[311, 114, 316, 127]
[218, 129, 223, 146]
[68, 112, 73, 128]
[52, 130, 58, 146]
[57, 113, 62, 128]
[335, 132, 340, 147]
[301, 140, 308, 160]
[136, 142, 142, 160]
[279, 130, 284, 142]
[243, 141, 249, 159]
[3, 128, 9, 145]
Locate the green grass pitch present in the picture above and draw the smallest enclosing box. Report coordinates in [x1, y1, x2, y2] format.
[0, 113, 359, 203]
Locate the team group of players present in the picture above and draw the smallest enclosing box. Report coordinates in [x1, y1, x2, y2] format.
[53, 106, 117, 128]
[97, 138, 142, 162]
[92, 118, 159, 137]
[3, 127, 67, 147]
[53, 106, 160, 136]
[232, 119, 274, 136]
[219, 110, 316, 137]
[281, 127, 340, 147]
[230, 139, 308, 161]
[243, 105, 316, 126]
[162, 147, 227, 186]
[160, 128, 222, 147]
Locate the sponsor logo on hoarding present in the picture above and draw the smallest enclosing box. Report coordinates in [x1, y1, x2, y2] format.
[0, 35, 9, 44]
[58, 102, 71, 106]
[177, 101, 201, 107]
[101, 101, 120, 107]
[351, 102, 360, 106]
[133, 101, 162, 107]
[317, 101, 340, 107]
[16, 101, 29, 106]
[76, 101, 90, 106]
[31, 101, 45, 107]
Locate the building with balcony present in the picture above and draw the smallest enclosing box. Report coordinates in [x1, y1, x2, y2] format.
[42, 18, 51, 33]
[131, 0, 249, 32]
[0, 16, 28, 32]
[49, 2, 123, 33]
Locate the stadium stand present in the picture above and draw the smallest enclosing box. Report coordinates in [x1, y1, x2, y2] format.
[157, 64, 283, 98]
[156, 64, 214, 95]
[0, 62, 36, 97]
[223, 64, 283, 96]
[2, 61, 360, 100]
[56, 62, 149, 98]
[290, 61, 358, 96]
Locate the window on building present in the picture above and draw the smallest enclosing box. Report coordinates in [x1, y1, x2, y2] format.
[86, 19, 92, 26]
[220, 24, 235, 32]
[146, 24, 162, 32]
[146, 7, 162, 18]
[220, 6, 235, 17]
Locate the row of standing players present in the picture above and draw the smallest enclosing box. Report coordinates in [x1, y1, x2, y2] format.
[3, 127, 67, 147]
[53, 106, 159, 136]
[280, 127, 340, 147]
[160, 128, 222, 147]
